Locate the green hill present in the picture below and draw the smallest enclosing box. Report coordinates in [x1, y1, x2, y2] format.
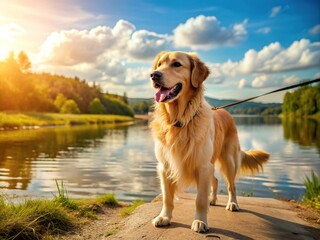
[0, 52, 133, 117]
[205, 97, 282, 115]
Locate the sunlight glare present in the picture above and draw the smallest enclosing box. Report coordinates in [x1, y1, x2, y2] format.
[0, 23, 26, 60]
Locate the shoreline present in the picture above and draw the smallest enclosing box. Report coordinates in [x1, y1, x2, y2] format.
[1, 191, 319, 239]
[2, 112, 319, 131]
[0, 112, 134, 131]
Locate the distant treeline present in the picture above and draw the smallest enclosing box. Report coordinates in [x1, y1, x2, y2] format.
[129, 97, 282, 115]
[0, 52, 133, 116]
[205, 97, 282, 115]
[282, 83, 320, 117]
[129, 98, 153, 114]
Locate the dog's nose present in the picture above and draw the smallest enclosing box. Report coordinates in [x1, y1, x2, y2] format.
[150, 71, 162, 81]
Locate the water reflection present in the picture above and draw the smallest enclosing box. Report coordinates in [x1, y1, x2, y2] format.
[0, 124, 159, 201]
[0, 117, 319, 202]
[233, 116, 319, 200]
[0, 125, 107, 190]
[282, 118, 320, 152]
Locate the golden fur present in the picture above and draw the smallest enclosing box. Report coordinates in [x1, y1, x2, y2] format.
[149, 51, 269, 233]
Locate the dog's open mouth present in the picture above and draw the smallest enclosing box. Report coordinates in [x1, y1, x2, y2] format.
[154, 83, 182, 103]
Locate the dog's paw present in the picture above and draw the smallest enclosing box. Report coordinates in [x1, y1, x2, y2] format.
[209, 197, 217, 206]
[191, 220, 209, 233]
[152, 215, 171, 227]
[226, 202, 240, 211]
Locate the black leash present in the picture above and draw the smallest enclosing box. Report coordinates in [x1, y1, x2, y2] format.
[212, 78, 320, 110]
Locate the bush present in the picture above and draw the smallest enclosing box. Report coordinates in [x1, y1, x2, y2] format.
[89, 98, 106, 114]
[60, 99, 80, 114]
[101, 95, 134, 117]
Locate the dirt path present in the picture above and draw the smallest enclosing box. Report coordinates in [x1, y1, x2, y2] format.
[60, 207, 124, 240]
[59, 194, 320, 240]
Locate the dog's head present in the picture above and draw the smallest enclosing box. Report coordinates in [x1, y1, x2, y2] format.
[150, 51, 210, 103]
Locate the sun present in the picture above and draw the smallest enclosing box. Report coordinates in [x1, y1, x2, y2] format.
[0, 23, 26, 60]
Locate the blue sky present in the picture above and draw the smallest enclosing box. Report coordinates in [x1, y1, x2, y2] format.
[0, 0, 319, 102]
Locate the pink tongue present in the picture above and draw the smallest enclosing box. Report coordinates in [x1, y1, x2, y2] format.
[155, 88, 171, 102]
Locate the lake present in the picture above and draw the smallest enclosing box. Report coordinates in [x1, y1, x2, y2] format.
[0, 116, 319, 202]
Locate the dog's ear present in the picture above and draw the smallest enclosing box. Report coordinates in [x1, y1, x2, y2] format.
[152, 51, 167, 70]
[189, 54, 210, 88]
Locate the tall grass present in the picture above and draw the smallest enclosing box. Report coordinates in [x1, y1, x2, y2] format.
[0, 180, 121, 239]
[53, 180, 78, 210]
[0, 196, 75, 240]
[302, 171, 320, 210]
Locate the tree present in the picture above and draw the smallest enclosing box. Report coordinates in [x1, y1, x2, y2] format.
[17, 51, 31, 72]
[4, 51, 21, 76]
[300, 87, 317, 115]
[60, 99, 80, 114]
[123, 92, 128, 104]
[282, 92, 291, 114]
[54, 93, 67, 110]
[89, 98, 106, 114]
[282, 83, 319, 117]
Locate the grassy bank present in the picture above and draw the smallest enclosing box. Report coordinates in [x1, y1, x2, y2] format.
[0, 181, 143, 240]
[0, 112, 133, 129]
[302, 171, 320, 211]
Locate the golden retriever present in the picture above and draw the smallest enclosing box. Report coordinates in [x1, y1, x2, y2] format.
[149, 51, 270, 233]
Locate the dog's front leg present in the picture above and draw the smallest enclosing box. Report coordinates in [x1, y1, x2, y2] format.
[152, 163, 176, 227]
[192, 163, 213, 233]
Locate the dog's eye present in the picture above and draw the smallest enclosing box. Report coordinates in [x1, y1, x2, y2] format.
[172, 62, 182, 67]
[157, 62, 162, 67]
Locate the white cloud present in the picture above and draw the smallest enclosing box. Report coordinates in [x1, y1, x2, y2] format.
[238, 78, 247, 88]
[124, 67, 151, 85]
[251, 74, 300, 89]
[38, 20, 137, 66]
[270, 6, 282, 18]
[256, 27, 271, 34]
[31, 14, 319, 96]
[209, 39, 320, 89]
[213, 39, 320, 79]
[252, 75, 276, 88]
[111, 20, 137, 51]
[34, 19, 173, 92]
[309, 24, 320, 35]
[284, 75, 299, 85]
[127, 30, 172, 60]
[0, 22, 26, 37]
[36, 19, 172, 67]
[173, 15, 247, 50]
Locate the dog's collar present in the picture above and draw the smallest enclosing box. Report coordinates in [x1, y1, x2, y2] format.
[173, 105, 200, 128]
[173, 121, 183, 128]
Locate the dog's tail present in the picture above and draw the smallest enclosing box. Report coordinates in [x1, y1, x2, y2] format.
[240, 150, 270, 175]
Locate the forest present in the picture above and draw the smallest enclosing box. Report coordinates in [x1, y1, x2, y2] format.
[282, 83, 320, 117]
[0, 51, 134, 116]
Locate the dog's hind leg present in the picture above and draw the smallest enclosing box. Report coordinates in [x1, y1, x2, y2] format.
[222, 156, 240, 211]
[209, 165, 218, 206]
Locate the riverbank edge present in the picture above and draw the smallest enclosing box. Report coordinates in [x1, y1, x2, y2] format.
[279, 113, 320, 120]
[0, 112, 135, 130]
[0, 191, 144, 240]
[1, 192, 319, 240]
